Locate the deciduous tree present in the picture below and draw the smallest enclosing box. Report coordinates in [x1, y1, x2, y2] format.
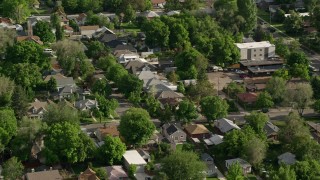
[0, 108, 17, 152]
[175, 100, 198, 124]
[200, 96, 229, 122]
[43, 102, 79, 125]
[256, 91, 274, 109]
[0, 76, 15, 107]
[119, 108, 155, 146]
[243, 137, 267, 167]
[11, 85, 28, 119]
[0, 28, 16, 55]
[285, 83, 313, 115]
[33, 21, 55, 43]
[2, 157, 24, 180]
[44, 122, 96, 164]
[96, 136, 126, 165]
[160, 151, 207, 180]
[266, 77, 287, 103]
[2, 0, 31, 23]
[226, 162, 245, 180]
[142, 18, 170, 48]
[245, 111, 269, 136]
[237, 0, 257, 33]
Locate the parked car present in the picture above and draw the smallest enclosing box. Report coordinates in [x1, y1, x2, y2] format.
[235, 69, 245, 74]
[309, 65, 319, 72]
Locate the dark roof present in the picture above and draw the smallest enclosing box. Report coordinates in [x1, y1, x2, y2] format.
[248, 65, 283, 73]
[114, 44, 137, 52]
[240, 59, 283, 67]
[104, 40, 124, 48]
[99, 33, 117, 43]
[166, 124, 178, 135]
[264, 121, 279, 136]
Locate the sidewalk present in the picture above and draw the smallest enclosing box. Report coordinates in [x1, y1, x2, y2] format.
[215, 166, 226, 180]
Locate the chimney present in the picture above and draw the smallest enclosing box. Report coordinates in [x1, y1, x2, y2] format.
[50, 167, 53, 171]
[31, 168, 35, 173]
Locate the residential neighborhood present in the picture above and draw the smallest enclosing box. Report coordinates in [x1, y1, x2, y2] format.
[0, 0, 320, 180]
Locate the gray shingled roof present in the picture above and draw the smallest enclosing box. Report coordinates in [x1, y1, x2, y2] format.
[264, 121, 279, 136]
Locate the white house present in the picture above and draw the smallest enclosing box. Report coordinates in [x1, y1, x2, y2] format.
[204, 134, 224, 146]
[74, 99, 98, 111]
[235, 41, 276, 61]
[123, 150, 147, 173]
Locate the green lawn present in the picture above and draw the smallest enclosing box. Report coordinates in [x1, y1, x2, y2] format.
[271, 120, 286, 128]
[304, 116, 320, 123]
[176, 144, 183, 152]
[121, 23, 140, 33]
[31, 8, 49, 15]
[206, 178, 219, 180]
[246, 174, 257, 180]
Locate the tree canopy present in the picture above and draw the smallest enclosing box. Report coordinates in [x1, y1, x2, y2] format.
[2, 157, 24, 180]
[159, 151, 207, 180]
[33, 21, 55, 43]
[0, 108, 17, 152]
[44, 122, 96, 164]
[175, 100, 198, 124]
[96, 136, 126, 165]
[119, 108, 155, 146]
[200, 96, 229, 122]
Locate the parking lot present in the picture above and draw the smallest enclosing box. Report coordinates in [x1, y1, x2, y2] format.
[207, 71, 242, 91]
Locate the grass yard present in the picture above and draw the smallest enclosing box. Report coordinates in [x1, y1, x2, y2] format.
[121, 23, 141, 33]
[304, 116, 320, 123]
[271, 120, 286, 128]
[31, 8, 50, 15]
[206, 178, 219, 180]
[176, 144, 183, 152]
[246, 174, 257, 180]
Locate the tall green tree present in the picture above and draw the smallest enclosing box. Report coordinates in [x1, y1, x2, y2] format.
[10, 118, 44, 161]
[33, 21, 55, 43]
[271, 165, 296, 180]
[96, 136, 126, 165]
[226, 162, 245, 180]
[283, 10, 304, 35]
[245, 111, 269, 136]
[6, 41, 49, 69]
[9, 63, 42, 89]
[119, 108, 155, 146]
[43, 102, 79, 125]
[175, 47, 208, 80]
[118, 74, 143, 98]
[2, 157, 24, 180]
[294, 160, 320, 180]
[145, 95, 161, 117]
[243, 137, 267, 167]
[0, 76, 15, 107]
[86, 41, 109, 60]
[92, 79, 112, 97]
[53, 40, 87, 76]
[44, 122, 96, 164]
[11, 85, 28, 119]
[0, 108, 17, 152]
[95, 94, 118, 118]
[237, 0, 257, 33]
[200, 96, 229, 123]
[142, 18, 170, 48]
[312, 76, 320, 99]
[285, 83, 313, 115]
[2, 0, 31, 23]
[175, 100, 198, 124]
[0, 28, 16, 55]
[123, 4, 136, 22]
[160, 151, 207, 180]
[266, 77, 287, 103]
[256, 91, 274, 109]
[55, 24, 64, 41]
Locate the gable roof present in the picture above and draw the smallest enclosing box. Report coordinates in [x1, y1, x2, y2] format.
[79, 167, 100, 180]
[44, 74, 75, 87]
[204, 134, 224, 146]
[75, 99, 97, 110]
[106, 166, 128, 180]
[226, 158, 251, 169]
[184, 124, 210, 135]
[25, 170, 63, 180]
[278, 152, 296, 165]
[264, 121, 279, 136]
[114, 44, 136, 52]
[214, 118, 241, 133]
[201, 153, 214, 161]
[99, 33, 117, 43]
[156, 90, 184, 99]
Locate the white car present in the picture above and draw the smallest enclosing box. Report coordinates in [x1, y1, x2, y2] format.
[309, 65, 319, 72]
[43, 48, 53, 53]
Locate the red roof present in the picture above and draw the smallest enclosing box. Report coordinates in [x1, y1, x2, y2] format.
[0, 17, 12, 24]
[236, 93, 258, 103]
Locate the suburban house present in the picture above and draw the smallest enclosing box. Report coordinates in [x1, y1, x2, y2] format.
[264, 121, 280, 140]
[43, 74, 76, 91]
[137, 149, 151, 163]
[201, 153, 216, 177]
[115, 50, 140, 64]
[225, 158, 252, 174]
[25, 169, 63, 180]
[95, 124, 120, 141]
[56, 85, 78, 100]
[152, 0, 166, 8]
[214, 118, 241, 134]
[204, 134, 224, 146]
[125, 60, 157, 74]
[76, 13, 87, 25]
[123, 150, 147, 173]
[278, 152, 297, 165]
[80, 25, 99, 37]
[114, 44, 137, 53]
[184, 124, 211, 139]
[235, 41, 284, 76]
[162, 123, 187, 144]
[74, 99, 98, 111]
[27, 99, 55, 119]
[307, 121, 320, 143]
[139, 11, 160, 19]
[78, 167, 100, 180]
[106, 166, 129, 180]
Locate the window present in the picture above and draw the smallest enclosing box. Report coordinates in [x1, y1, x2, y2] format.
[260, 49, 262, 51]
[260, 54, 262, 56]
[181, 135, 184, 138]
[254, 55, 256, 57]
[254, 49, 256, 52]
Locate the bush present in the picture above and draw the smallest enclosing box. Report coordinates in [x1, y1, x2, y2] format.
[227, 100, 239, 112]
